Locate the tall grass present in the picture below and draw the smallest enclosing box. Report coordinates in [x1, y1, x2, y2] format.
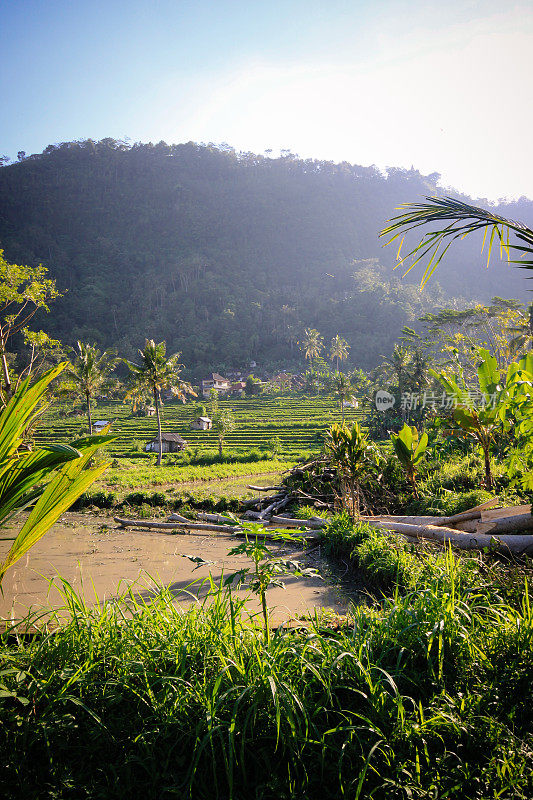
[1, 547, 533, 799]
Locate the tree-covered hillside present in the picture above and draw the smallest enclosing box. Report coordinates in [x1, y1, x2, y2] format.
[0, 139, 531, 374]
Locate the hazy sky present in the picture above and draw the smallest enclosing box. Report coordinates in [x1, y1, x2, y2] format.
[2, 0, 532, 200]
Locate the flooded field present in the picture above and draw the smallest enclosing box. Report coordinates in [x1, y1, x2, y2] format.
[0, 512, 349, 624]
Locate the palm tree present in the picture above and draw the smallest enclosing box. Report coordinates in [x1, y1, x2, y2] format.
[381, 345, 412, 400]
[299, 328, 324, 369]
[126, 340, 195, 466]
[212, 410, 236, 458]
[333, 372, 352, 423]
[380, 196, 533, 287]
[67, 342, 118, 434]
[329, 335, 350, 372]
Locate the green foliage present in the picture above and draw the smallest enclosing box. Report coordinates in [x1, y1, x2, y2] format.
[0, 249, 61, 403]
[65, 341, 118, 433]
[391, 423, 428, 497]
[325, 422, 379, 517]
[381, 195, 533, 286]
[0, 364, 114, 585]
[225, 520, 319, 639]
[2, 547, 532, 799]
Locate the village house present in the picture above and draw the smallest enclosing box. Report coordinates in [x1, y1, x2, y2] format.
[93, 420, 111, 432]
[200, 372, 231, 398]
[230, 381, 246, 396]
[190, 416, 212, 430]
[144, 433, 188, 453]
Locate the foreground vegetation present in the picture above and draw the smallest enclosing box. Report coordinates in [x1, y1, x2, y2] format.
[1, 521, 532, 799]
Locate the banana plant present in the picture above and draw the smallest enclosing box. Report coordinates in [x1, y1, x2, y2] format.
[430, 348, 533, 491]
[0, 363, 114, 586]
[390, 423, 428, 498]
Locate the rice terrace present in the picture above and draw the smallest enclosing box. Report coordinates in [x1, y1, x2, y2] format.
[2, 5, 533, 798]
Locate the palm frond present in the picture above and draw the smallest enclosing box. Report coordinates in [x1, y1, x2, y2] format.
[380, 196, 533, 287]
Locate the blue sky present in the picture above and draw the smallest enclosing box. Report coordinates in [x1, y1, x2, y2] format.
[2, 0, 532, 199]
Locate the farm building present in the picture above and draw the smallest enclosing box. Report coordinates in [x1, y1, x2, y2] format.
[190, 416, 212, 430]
[144, 433, 188, 453]
[94, 420, 111, 432]
[201, 373, 231, 398]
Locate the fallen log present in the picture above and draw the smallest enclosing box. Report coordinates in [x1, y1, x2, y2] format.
[114, 516, 315, 542]
[115, 517, 241, 533]
[479, 513, 533, 535]
[369, 519, 533, 554]
[433, 498, 499, 526]
[257, 494, 291, 520]
[167, 513, 195, 523]
[269, 515, 327, 530]
[481, 504, 531, 522]
[246, 485, 284, 492]
[242, 493, 284, 509]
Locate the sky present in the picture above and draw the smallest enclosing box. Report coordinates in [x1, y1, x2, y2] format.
[1, 0, 532, 201]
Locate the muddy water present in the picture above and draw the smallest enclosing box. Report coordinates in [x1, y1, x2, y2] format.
[0, 513, 348, 624]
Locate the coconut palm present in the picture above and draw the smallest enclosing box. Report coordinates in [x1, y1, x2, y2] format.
[125, 340, 195, 466]
[212, 410, 236, 458]
[380, 196, 533, 287]
[333, 372, 353, 423]
[67, 342, 118, 434]
[329, 335, 350, 372]
[299, 328, 324, 369]
[381, 345, 412, 399]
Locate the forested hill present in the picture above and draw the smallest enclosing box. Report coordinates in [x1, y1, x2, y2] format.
[0, 139, 531, 374]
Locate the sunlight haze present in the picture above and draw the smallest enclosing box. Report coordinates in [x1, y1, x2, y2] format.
[1, 0, 532, 199]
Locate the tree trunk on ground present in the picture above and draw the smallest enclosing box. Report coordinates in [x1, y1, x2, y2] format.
[154, 387, 163, 466]
[86, 391, 93, 435]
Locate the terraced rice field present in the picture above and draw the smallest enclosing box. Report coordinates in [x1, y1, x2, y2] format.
[36, 395, 364, 457]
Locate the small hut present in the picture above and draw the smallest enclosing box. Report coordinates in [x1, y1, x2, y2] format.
[144, 433, 188, 453]
[94, 420, 111, 432]
[190, 416, 212, 430]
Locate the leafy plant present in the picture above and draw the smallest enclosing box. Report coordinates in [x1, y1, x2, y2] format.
[391, 423, 428, 498]
[0, 364, 114, 586]
[225, 520, 319, 640]
[325, 422, 379, 518]
[431, 348, 533, 490]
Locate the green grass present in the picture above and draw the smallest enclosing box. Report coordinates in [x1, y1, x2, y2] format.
[1, 522, 533, 799]
[101, 457, 294, 490]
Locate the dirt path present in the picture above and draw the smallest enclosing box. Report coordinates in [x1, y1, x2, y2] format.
[0, 512, 351, 625]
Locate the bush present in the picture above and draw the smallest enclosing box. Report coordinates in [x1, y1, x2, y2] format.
[122, 491, 168, 507]
[73, 490, 117, 509]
